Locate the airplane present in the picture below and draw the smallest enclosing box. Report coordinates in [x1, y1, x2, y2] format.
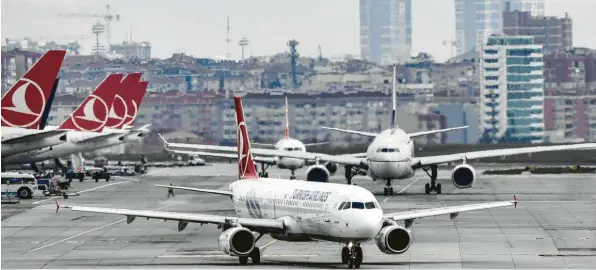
[2, 74, 150, 167]
[163, 96, 329, 179]
[161, 65, 596, 196]
[59, 95, 518, 268]
[1, 50, 68, 157]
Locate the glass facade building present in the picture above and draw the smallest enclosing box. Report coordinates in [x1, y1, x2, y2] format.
[455, 0, 506, 56]
[480, 33, 545, 143]
[507, 0, 545, 16]
[359, 0, 412, 65]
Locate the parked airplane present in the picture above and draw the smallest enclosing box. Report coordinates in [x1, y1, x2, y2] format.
[1, 50, 67, 157]
[163, 96, 328, 179]
[162, 65, 596, 196]
[2, 74, 150, 167]
[59, 95, 518, 268]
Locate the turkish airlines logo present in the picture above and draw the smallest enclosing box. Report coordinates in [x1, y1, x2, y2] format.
[124, 100, 138, 125]
[1, 78, 45, 128]
[71, 94, 109, 131]
[237, 121, 252, 179]
[107, 94, 128, 127]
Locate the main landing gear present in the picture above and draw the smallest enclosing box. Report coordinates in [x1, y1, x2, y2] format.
[257, 163, 269, 178]
[423, 165, 441, 194]
[239, 233, 263, 265]
[341, 242, 363, 269]
[344, 165, 366, 185]
[383, 179, 394, 196]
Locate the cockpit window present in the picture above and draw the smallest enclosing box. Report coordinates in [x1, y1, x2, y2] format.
[342, 202, 351, 210]
[337, 202, 346, 210]
[376, 148, 400, 153]
[351, 202, 365, 209]
[284, 147, 293, 151]
[293, 147, 302, 151]
[364, 202, 376, 209]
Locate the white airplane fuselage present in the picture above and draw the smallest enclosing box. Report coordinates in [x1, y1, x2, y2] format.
[274, 138, 306, 170]
[1, 127, 67, 157]
[365, 129, 416, 182]
[2, 127, 143, 164]
[230, 177, 383, 242]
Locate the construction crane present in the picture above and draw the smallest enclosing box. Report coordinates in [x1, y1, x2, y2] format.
[58, 4, 120, 49]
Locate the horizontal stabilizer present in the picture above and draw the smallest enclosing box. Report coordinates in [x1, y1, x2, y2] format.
[155, 184, 232, 197]
[2, 130, 66, 144]
[304, 142, 330, 147]
[320, 126, 378, 138]
[407, 126, 468, 138]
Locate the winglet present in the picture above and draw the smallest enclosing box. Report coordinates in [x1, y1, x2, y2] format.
[513, 194, 518, 208]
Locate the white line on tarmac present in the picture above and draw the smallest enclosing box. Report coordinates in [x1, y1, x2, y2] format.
[259, 239, 278, 250]
[157, 254, 318, 258]
[33, 181, 130, 205]
[27, 205, 170, 252]
[382, 178, 421, 203]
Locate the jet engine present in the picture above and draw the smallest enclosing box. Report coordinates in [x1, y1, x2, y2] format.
[218, 227, 255, 256]
[305, 165, 330, 182]
[451, 164, 476, 188]
[324, 162, 338, 175]
[375, 225, 412, 254]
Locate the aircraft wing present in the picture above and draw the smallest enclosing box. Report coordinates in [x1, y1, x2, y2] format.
[251, 143, 276, 148]
[384, 197, 516, 221]
[304, 142, 330, 147]
[1, 130, 66, 144]
[164, 145, 276, 165]
[155, 184, 233, 197]
[411, 143, 596, 167]
[320, 126, 378, 137]
[64, 205, 285, 233]
[407, 126, 468, 138]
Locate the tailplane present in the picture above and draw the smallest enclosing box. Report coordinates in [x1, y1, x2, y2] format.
[58, 74, 123, 132]
[234, 96, 259, 180]
[1, 50, 66, 129]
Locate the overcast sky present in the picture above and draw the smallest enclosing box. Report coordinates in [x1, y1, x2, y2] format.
[2, 0, 594, 62]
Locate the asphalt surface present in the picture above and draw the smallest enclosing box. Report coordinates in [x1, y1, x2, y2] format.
[2, 164, 595, 269]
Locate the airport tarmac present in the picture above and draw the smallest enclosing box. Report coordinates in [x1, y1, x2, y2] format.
[2, 164, 595, 269]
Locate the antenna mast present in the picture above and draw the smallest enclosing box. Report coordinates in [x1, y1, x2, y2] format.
[225, 15, 231, 59]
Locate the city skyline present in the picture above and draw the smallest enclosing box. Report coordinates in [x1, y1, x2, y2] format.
[1, 0, 595, 62]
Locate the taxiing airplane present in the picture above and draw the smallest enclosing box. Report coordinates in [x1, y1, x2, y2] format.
[59, 95, 518, 268]
[1, 50, 67, 157]
[162, 65, 596, 196]
[163, 96, 329, 179]
[2, 74, 150, 167]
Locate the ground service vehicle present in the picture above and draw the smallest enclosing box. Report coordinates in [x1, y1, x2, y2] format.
[1, 172, 38, 199]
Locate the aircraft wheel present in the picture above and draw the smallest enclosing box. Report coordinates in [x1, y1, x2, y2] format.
[238, 256, 248, 265]
[250, 247, 261, 264]
[341, 247, 349, 264]
[424, 183, 430, 194]
[383, 187, 388, 196]
[264, 173, 269, 178]
[437, 183, 442, 194]
[389, 187, 394, 195]
[354, 246, 363, 268]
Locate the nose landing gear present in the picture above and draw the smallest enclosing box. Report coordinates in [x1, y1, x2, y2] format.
[383, 179, 394, 196]
[257, 163, 270, 178]
[290, 169, 296, 180]
[341, 242, 363, 268]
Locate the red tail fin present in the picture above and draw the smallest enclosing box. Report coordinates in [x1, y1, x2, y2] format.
[1, 50, 66, 129]
[234, 96, 258, 179]
[106, 73, 142, 129]
[58, 74, 123, 132]
[123, 81, 148, 127]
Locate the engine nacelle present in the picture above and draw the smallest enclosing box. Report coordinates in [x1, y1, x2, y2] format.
[451, 164, 476, 189]
[375, 225, 412, 254]
[325, 162, 338, 175]
[218, 227, 255, 256]
[305, 164, 330, 182]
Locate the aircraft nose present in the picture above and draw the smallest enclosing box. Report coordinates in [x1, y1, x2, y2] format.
[354, 211, 383, 238]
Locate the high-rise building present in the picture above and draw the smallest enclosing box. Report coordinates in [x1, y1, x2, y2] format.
[455, 0, 506, 56]
[507, 0, 545, 16]
[479, 33, 545, 143]
[503, 10, 572, 53]
[359, 0, 412, 65]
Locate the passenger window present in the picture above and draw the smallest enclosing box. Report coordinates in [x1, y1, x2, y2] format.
[338, 202, 346, 210]
[342, 202, 351, 210]
[352, 202, 365, 209]
[365, 202, 376, 209]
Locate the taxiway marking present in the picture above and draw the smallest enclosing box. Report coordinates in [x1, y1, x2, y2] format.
[33, 181, 130, 205]
[27, 205, 170, 252]
[382, 178, 420, 202]
[158, 254, 319, 258]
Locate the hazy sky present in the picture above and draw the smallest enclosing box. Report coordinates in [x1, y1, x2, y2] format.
[2, 0, 595, 62]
